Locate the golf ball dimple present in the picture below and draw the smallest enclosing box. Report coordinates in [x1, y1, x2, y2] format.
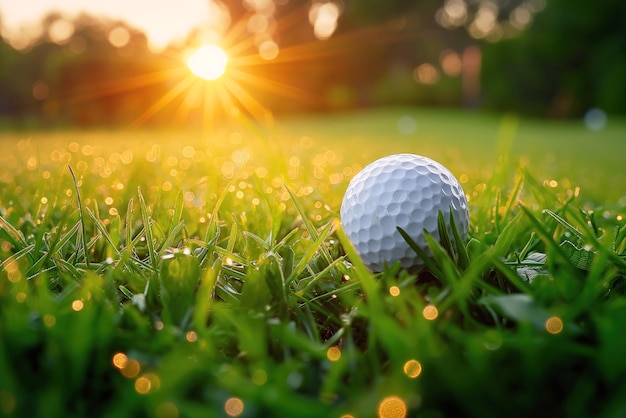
[340, 154, 469, 272]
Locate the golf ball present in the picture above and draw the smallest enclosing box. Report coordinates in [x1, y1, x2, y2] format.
[340, 154, 469, 271]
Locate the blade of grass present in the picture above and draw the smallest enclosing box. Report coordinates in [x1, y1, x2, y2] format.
[335, 219, 382, 313]
[520, 205, 583, 278]
[203, 162, 248, 243]
[125, 198, 134, 250]
[1, 244, 35, 271]
[25, 221, 81, 278]
[438, 213, 525, 311]
[137, 187, 158, 271]
[543, 209, 585, 242]
[226, 219, 238, 253]
[193, 260, 219, 331]
[0, 215, 28, 250]
[614, 225, 626, 255]
[68, 165, 89, 268]
[170, 189, 184, 234]
[397, 226, 444, 279]
[499, 170, 525, 227]
[86, 207, 121, 257]
[437, 210, 455, 261]
[272, 227, 300, 252]
[285, 185, 333, 266]
[286, 221, 334, 285]
[297, 256, 346, 296]
[423, 231, 462, 282]
[159, 221, 185, 256]
[449, 210, 471, 270]
[52, 257, 83, 281]
[243, 230, 271, 252]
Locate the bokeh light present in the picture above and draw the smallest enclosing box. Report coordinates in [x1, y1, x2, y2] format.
[510, 6, 532, 30]
[258, 40, 279, 60]
[414, 64, 440, 85]
[326, 346, 342, 361]
[135, 376, 152, 394]
[112, 352, 128, 369]
[403, 360, 422, 378]
[378, 396, 407, 418]
[440, 49, 462, 76]
[252, 369, 268, 385]
[48, 19, 74, 44]
[389, 286, 401, 297]
[43, 315, 56, 328]
[309, 2, 341, 40]
[32, 81, 50, 100]
[545, 316, 564, 334]
[397, 116, 417, 135]
[156, 402, 179, 418]
[224, 397, 244, 417]
[108, 26, 131, 48]
[0, 391, 16, 415]
[114, 354, 141, 378]
[422, 305, 438, 320]
[584, 108, 607, 131]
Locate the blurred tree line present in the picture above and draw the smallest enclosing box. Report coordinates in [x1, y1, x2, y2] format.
[0, 0, 623, 127]
[0, 13, 177, 127]
[482, 0, 626, 117]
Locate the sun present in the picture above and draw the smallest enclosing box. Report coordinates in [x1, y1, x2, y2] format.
[187, 45, 228, 80]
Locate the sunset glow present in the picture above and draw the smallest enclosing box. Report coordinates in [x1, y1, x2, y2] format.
[0, 0, 396, 129]
[187, 45, 228, 80]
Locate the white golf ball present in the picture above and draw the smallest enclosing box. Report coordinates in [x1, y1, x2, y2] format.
[340, 154, 469, 271]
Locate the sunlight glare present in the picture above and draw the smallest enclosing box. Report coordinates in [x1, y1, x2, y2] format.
[188, 45, 228, 80]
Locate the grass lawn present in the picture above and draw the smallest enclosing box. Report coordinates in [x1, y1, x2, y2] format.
[1, 107, 625, 417]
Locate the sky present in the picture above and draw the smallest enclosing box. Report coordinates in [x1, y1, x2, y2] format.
[0, 0, 224, 50]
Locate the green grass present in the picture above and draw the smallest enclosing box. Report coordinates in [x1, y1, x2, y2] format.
[1, 107, 625, 418]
